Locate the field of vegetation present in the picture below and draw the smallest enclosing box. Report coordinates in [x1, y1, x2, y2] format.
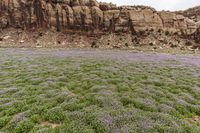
[0, 49, 200, 132]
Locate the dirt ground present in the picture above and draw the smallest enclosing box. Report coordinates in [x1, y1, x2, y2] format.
[0, 28, 199, 55]
[1, 48, 200, 67]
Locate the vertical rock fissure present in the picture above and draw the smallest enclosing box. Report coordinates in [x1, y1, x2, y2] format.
[158, 13, 165, 28]
[56, 10, 61, 32]
[33, 0, 44, 27]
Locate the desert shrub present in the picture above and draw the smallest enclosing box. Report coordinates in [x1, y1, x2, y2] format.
[0, 116, 11, 128]
[174, 32, 178, 35]
[30, 114, 40, 123]
[125, 43, 129, 47]
[85, 113, 105, 133]
[63, 120, 94, 133]
[3, 108, 18, 116]
[170, 44, 178, 48]
[91, 41, 98, 48]
[43, 107, 65, 122]
[185, 40, 193, 46]
[149, 42, 154, 46]
[15, 119, 34, 133]
[174, 105, 190, 116]
[120, 96, 133, 106]
[150, 28, 154, 32]
[158, 29, 162, 33]
[137, 30, 145, 36]
[29, 105, 48, 115]
[165, 31, 170, 36]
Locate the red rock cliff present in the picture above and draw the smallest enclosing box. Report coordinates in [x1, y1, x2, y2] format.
[0, 0, 199, 36]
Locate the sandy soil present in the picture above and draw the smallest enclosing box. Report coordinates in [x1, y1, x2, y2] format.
[1, 48, 200, 67]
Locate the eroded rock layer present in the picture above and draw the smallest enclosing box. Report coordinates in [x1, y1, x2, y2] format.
[177, 6, 200, 22]
[0, 0, 199, 36]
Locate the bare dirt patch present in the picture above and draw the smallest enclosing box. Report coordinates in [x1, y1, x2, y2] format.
[40, 121, 62, 128]
[190, 116, 200, 122]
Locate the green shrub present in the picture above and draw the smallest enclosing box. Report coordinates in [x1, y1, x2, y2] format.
[0, 116, 11, 128]
[30, 114, 40, 123]
[15, 119, 34, 133]
[85, 114, 105, 133]
[43, 107, 65, 122]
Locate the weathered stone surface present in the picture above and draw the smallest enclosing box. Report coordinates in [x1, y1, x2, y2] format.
[0, 17, 8, 29]
[63, 0, 71, 5]
[0, 0, 199, 36]
[91, 6, 103, 29]
[177, 6, 200, 22]
[195, 20, 200, 28]
[103, 10, 120, 31]
[71, 0, 80, 6]
[115, 10, 131, 32]
[79, 0, 89, 6]
[46, 3, 56, 27]
[130, 8, 163, 32]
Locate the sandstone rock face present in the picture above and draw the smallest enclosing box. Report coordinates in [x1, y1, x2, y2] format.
[177, 6, 200, 22]
[130, 7, 163, 32]
[0, 17, 8, 29]
[0, 0, 199, 36]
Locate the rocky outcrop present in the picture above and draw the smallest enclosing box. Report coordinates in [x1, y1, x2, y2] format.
[177, 6, 200, 22]
[0, 0, 199, 36]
